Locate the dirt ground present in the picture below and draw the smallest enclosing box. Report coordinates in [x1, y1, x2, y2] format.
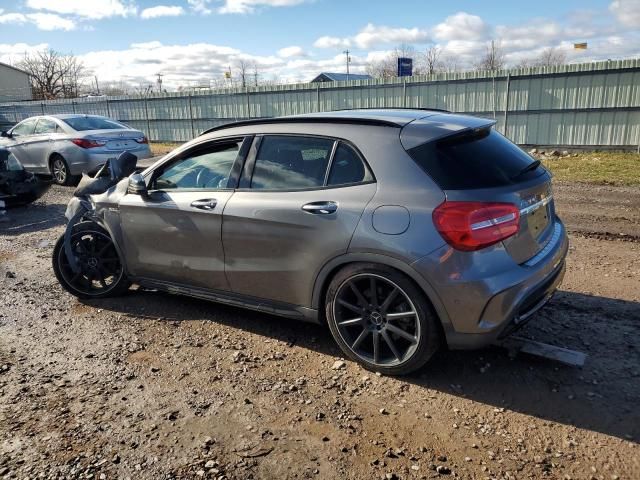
[0, 182, 638, 480]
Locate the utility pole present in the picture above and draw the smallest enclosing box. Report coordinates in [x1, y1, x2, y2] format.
[156, 73, 164, 93]
[343, 50, 351, 80]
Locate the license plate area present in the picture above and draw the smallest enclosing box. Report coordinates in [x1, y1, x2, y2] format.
[526, 203, 550, 239]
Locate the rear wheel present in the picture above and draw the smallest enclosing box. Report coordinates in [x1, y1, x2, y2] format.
[52, 222, 130, 299]
[50, 154, 76, 186]
[325, 263, 440, 375]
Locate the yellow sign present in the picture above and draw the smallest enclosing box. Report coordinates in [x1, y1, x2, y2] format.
[574, 42, 588, 50]
[224, 71, 231, 79]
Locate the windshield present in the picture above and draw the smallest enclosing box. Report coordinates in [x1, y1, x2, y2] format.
[62, 116, 128, 132]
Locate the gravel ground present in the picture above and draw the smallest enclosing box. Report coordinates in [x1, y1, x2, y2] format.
[0, 183, 638, 480]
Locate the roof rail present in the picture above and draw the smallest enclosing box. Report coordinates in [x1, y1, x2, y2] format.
[199, 116, 402, 137]
[335, 107, 451, 113]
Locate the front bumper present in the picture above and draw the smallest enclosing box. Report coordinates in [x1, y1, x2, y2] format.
[413, 220, 569, 350]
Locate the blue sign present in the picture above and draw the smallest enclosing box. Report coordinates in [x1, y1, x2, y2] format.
[397, 57, 413, 77]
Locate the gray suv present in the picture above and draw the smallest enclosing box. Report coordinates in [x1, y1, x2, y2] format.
[52, 109, 568, 375]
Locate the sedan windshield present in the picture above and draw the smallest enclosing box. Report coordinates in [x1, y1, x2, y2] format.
[62, 116, 128, 131]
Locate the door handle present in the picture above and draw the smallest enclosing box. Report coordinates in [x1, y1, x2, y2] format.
[302, 201, 338, 214]
[190, 198, 217, 210]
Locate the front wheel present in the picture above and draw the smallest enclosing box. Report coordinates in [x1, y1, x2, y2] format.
[52, 222, 130, 299]
[326, 263, 441, 376]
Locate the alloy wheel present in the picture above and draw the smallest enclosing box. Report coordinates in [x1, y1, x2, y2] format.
[52, 158, 67, 184]
[57, 229, 123, 296]
[333, 273, 421, 367]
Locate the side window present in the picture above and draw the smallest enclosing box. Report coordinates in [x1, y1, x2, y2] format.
[11, 119, 37, 137]
[152, 141, 241, 190]
[250, 136, 334, 190]
[327, 143, 372, 186]
[34, 119, 58, 134]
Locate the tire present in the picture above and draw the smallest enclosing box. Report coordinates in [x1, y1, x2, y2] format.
[50, 154, 76, 186]
[52, 221, 130, 299]
[325, 263, 441, 376]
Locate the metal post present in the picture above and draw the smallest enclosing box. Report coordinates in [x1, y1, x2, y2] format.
[40, 103, 45, 115]
[503, 74, 510, 136]
[403, 79, 407, 108]
[105, 98, 111, 118]
[316, 85, 320, 112]
[492, 73, 496, 120]
[144, 95, 151, 141]
[72, 101, 76, 114]
[246, 87, 251, 119]
[188, 93, 195, 138]
[13, 104, 19, 124]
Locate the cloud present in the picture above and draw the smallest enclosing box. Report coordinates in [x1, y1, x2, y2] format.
[314, 24, 428, 50]
[187, 0, 308, 15]
[433, 12, 488, 41]
[609, 0, 640, 27]
[353, 24, 429, 49]
[0, 11, 75, 30]
[277, 46, 306, 58]
[140, 5, 185, 19]
[25, 0, 136, 20]
[313, 36, 350, 49]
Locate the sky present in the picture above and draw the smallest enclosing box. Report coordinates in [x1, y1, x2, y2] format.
[0, 0, 639, 91]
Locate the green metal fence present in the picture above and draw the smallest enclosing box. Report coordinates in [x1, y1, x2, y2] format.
[1, 59, 639, 147]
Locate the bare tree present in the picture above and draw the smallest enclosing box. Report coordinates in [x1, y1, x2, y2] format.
[18, 49, 86, 100]
[536, 47, 567, 67]
[517, 47, 567, 69]
[476, 40, 505, 71]
[252, 62, 260, 87]
[235, 59, 249, 88]
[423, 46, 442, 75]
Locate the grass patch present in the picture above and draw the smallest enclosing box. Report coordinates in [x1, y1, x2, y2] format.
[150, 142, 182, 156]
[541, 151, 640, 186]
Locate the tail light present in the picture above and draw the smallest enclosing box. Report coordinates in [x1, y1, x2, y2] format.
[135, 136, 149, 144]
[71, 138, 106, 149]
[433, 201, 520, 251]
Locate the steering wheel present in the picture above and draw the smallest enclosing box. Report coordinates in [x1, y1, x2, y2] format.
[195, 167, 227, 189]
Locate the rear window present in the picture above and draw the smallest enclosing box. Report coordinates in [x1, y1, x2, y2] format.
[407, 128, 544, 190]
[62, 116, 128, 131]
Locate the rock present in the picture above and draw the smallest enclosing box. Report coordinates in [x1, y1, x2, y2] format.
[529, 148, 538, 154]
[561, 150, 569, 156]
[150, 366, 160, 373]
[332, 360, 346, 370]
[436, 465, 451, 475]
[203, 436, 215, 447]
[550, 150, 561, 156]
[385, 474, 399, 480]
[411, 464, 420, 470]
[205, 460, 216, 469]
[379, 408, 388, 415]
[5, 271, 15, 279]
[437, 455, 447, 462]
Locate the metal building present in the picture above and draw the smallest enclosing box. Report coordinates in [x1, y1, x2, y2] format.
[0, 62, 31, 102]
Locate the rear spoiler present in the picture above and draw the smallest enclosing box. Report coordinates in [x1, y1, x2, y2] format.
[400, 113, 496, 151]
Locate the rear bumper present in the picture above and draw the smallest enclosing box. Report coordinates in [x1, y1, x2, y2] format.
[413, 219, 569, 350]
[68, 146, 153, 175]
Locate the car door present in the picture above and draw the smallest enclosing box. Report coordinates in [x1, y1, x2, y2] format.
[118, 137, 249, 291]
[29, 118, 61, 173]
[6, 118, 38, 170]
[222, 135, 377, 308]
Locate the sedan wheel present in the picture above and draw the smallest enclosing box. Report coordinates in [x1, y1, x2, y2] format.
[326, 264, 440, 375]
[50, 155, 75, 185]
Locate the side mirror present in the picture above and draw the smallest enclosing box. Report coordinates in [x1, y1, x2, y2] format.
[0, 131, 11, 138]
[127, 173, 148, 196]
